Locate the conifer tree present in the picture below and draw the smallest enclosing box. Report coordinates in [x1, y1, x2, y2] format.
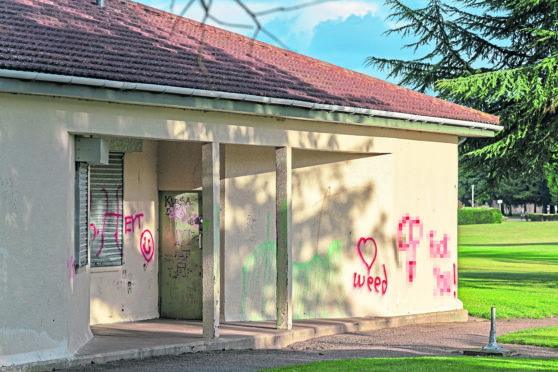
[546, 164, 558, 206]
[367, 0, 558, 181]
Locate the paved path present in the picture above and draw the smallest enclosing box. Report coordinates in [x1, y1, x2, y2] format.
[61, 317, 558, 371]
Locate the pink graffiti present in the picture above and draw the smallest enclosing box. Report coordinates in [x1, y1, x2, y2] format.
[353, 237, 388, 295]
[357, 237, 377, 274]
[95, 186, 122, 257]
[429, 231, 450, 258]
[90, 223, 100, 242]
[67, 256, 75, 280]
[140, 229, 155, 263]
[433, 264, 456, 297]
[454, 263, 457, 297]
[397, 215, 423, 283]
[397, 215, 455, 293]
[353, 264, 388, 295]
[165, 196, 198, 227]
[125, 213, 144, 234]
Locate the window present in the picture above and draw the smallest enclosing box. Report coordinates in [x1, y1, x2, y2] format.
[74, 162, 89, 268]
[89, 153, 124, 267]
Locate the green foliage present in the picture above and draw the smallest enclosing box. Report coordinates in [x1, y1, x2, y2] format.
[458, 221, 558, 319]
[458, 162, 551, 213]
[493, 169, 551, 209]
[546, 163, 558, 204]
[498, 326, 558, 348]
[458, 208, 502, 225]
[527, 213, 544, 221]
[262, 357, 558, 371]
[458, 166, 492, 206]
[526, 213, 558, 221]
[367, 0, 558, 181]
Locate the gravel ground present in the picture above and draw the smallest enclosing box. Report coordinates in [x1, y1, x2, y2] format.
[62, 317, 558, 372]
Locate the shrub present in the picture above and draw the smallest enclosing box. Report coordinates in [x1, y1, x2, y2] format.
[527, 213, 543, 221]
[458, 208, 503, 225]
[526, 213, 558, 222]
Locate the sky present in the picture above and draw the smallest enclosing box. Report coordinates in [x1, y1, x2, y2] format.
[135, 0, 428, 84]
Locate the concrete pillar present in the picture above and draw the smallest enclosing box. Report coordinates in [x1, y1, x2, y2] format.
[275, 146, 293, 330]
[202, 142, 220, 338]
[219, 144, 226, 321]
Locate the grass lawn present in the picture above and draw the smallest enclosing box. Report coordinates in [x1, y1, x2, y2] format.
[498, 326, 558, 348]
[261, 357, 558, 371]
[458, 221, 558, 319]
[262, 223, 558, 371]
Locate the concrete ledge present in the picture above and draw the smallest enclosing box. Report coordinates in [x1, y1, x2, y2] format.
[463, 348, 517, 357]
[248, 309, 469, 349]
[1, 309, 467, 372]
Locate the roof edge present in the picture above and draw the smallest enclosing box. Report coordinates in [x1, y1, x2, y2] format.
[0, 69, 503, 132]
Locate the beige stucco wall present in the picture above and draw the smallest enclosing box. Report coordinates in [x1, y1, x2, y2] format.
[158, 141, 203, 191]
[89, 140, 159, 325]
[224, 146, 395, 321]
[224, 140, 460, 321]
[0, 92, 460, 365]
[0, 108, 81, 365]
[392, 133, 459, 315]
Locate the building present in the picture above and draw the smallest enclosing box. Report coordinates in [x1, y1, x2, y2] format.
[0, 0, 501, 367]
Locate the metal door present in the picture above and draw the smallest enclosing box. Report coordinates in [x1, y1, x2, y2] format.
[159, 191, 202, 319]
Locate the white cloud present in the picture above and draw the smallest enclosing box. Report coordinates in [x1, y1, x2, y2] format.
[138, 0, 381, 48]
[279, 1, 379, 42]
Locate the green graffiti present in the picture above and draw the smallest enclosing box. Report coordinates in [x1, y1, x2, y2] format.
[282, 200, 288, 251]
[241, 212, 347, 320]
[292, 240, 345, 319]
[204, 218, 210, 247]
[277, 200, 288, 310]
[241, 212, 276, 320]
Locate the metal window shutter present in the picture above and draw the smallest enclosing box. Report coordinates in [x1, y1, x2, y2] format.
[75, 162, 89, 268]
[90, 153, 124, 266]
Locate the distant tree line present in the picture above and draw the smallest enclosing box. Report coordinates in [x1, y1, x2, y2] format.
[459, 163, 558, 215]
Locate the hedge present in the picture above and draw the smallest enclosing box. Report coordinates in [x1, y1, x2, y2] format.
[458, 208, 503, 225]
[526, 213, 558, 222]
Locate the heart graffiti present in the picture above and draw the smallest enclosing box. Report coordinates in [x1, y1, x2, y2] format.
[357, 237, 377, 274]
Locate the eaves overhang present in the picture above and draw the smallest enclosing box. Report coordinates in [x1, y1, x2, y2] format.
[0, 70, 502, 138]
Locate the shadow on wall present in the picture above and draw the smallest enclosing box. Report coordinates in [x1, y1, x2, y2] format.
[241, 214, 348, 320]
[225, 145, 394, 321]
[165, 111, 378, 154]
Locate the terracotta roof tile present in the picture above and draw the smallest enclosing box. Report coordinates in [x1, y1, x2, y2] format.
[0, 0, 499, 125]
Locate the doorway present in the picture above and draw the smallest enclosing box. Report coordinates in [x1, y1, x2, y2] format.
[158, 191, 202, 319]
